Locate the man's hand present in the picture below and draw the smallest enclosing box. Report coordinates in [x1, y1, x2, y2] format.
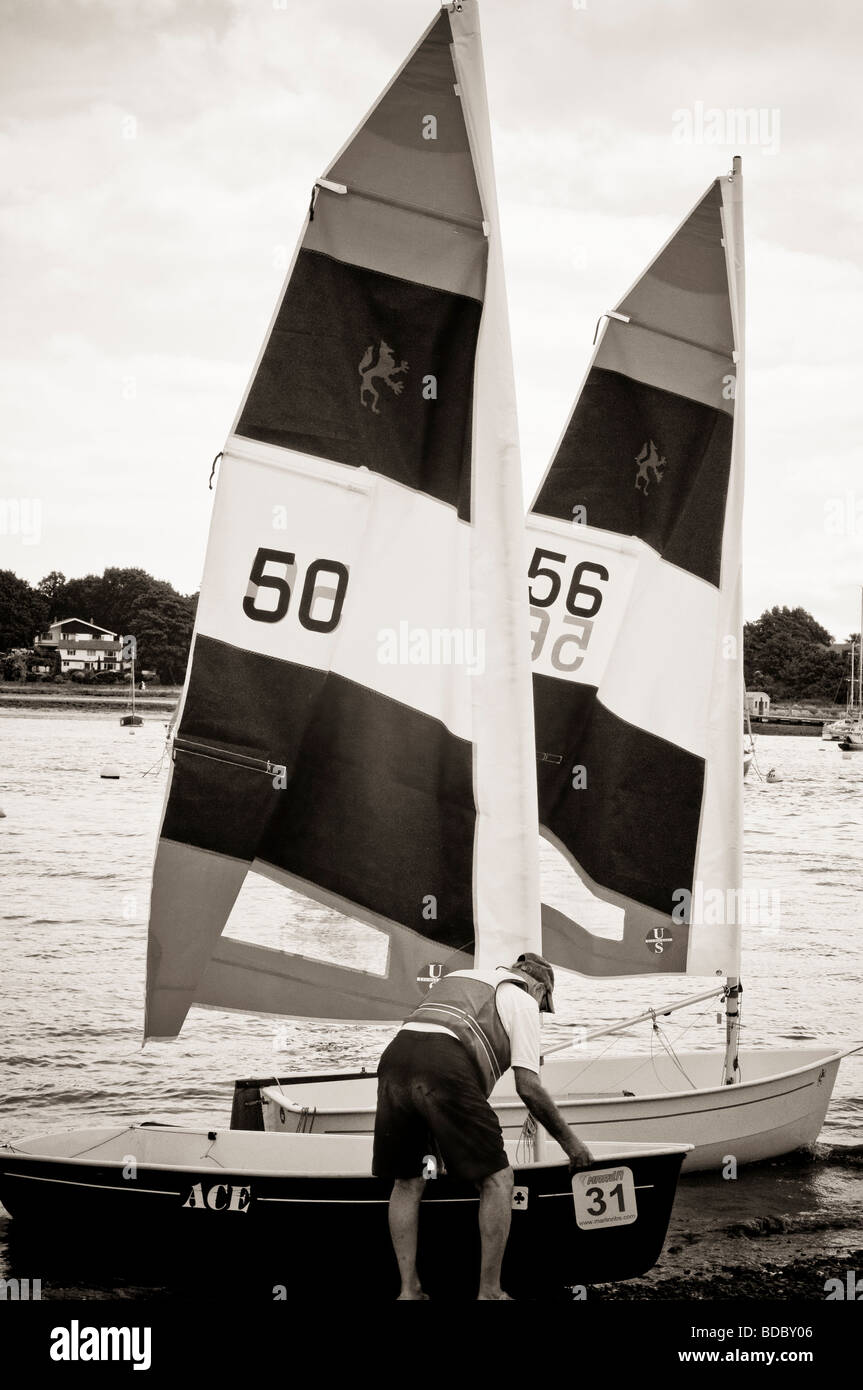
[567, 1137, 593, 1171]
[513, 1067, 593, 1167]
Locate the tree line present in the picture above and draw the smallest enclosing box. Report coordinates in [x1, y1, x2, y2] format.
[0, 574, 857, 702]
[0, 568, 198, 685]
[743, 606, 859, 704]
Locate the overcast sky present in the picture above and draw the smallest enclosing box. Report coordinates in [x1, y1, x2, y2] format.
[1, 0, 861, 638]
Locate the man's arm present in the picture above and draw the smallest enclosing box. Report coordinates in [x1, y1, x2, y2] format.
[513, 1066, 593, 1168]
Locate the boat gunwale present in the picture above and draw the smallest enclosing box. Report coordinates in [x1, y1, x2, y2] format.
[0, 1131, 693, 1180]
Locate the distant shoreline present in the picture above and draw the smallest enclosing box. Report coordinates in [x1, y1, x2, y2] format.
[0, 683, 180, 715]
[0, 686, 844, 727]
[0, 706, 174, 717]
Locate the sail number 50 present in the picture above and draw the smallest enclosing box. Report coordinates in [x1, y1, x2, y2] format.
[243, 547, 349, 633]
[528, 549, 608, 672]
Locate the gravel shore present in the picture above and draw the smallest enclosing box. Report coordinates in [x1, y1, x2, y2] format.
[592, 1248, 863, 1299]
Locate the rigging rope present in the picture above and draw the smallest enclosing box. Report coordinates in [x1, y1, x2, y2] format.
[200, 1134, 226, 1167]
[141, 711, 179, 778]
[140, 744, 169, 778]
[749, 737, 765, 782]
[516, 1115, 537, 1167]
[744, 684, 765, 780]
[551, 994, 723, 1095]
[64, 1128, 136, 1160]
[648, 1012, 698, 1090]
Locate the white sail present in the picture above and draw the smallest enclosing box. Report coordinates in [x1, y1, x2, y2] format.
[145, 1, 539, 1040]
[529, 165, 745, 978]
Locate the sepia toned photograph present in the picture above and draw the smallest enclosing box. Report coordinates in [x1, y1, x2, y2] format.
[0, 0, 860, 1365]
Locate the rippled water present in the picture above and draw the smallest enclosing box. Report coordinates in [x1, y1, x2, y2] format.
[1, 714, 861, 1293]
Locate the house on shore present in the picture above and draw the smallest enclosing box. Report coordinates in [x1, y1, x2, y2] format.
[34, 619, 130, 675]
[745, 691, 770, 717]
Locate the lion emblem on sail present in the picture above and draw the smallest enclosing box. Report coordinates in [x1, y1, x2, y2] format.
[634, 440, 667, 495]
[358, 341, 409, 414]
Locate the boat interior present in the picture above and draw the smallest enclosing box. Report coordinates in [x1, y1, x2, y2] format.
[2, 1126, 689, 1176]
[259, 1046, 844, 1115]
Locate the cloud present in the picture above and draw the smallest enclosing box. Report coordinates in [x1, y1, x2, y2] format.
[1, 0, 861, 636]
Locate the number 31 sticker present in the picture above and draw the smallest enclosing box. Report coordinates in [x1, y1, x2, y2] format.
[572, 1166, 638, 1229]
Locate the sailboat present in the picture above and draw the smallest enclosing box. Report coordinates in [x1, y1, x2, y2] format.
[837, 590, 863, 751]
[743, 694, 756, 777]
[119, 638, 143, 727]
[824, 629, 859, 740]
[249, 160, 855, 1170]
[822, 654, 855, 739]
[0, 2, 689, 1297]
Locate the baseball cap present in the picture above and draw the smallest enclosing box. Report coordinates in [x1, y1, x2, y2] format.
[513, 952, 555, 1013]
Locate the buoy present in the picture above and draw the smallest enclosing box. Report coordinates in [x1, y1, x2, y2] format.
[100, 767, 121, 780]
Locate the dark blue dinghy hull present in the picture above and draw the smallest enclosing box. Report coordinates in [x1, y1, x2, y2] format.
[0, 1127, 688, 1299]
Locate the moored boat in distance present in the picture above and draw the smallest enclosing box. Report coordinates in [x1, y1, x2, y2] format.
[827, 612, 862, 745]
[838, 729, 863, 751]
[120, 642, 143, 727]
[822, 716, 853, 741]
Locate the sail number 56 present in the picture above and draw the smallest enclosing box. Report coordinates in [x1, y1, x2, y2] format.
[243, 547, 349, 634]
[528, 549, 608, 672]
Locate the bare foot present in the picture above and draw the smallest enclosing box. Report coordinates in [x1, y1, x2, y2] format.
[397, 1289, 430, 1300]
[477, 1289, 514, 1300]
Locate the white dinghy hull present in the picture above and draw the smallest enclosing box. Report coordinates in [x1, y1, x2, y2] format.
[247, 1046, 848, 1173]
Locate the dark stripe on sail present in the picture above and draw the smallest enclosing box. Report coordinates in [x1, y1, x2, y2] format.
[236, 250, 482, 521]
[533, 673, 704, 915]
[162, 636, 476, 953]
[532, 368, 733, 587]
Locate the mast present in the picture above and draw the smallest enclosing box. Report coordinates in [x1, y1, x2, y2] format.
[450, 1, 541, 966]
[859, 586, 863, 714]
[722, 155, 744, 1085]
